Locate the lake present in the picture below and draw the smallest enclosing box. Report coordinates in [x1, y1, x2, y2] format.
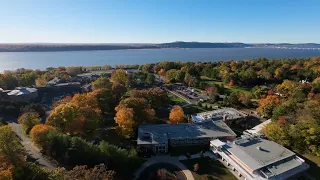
[0, 48, 320, 71]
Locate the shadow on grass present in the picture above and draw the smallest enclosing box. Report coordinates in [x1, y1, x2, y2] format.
[180, 157, 237, 180]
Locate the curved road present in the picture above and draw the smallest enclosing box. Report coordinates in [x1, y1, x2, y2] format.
[9, 122, 56, 170]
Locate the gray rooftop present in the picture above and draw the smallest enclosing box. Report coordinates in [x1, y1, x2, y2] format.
[191, 108, 247, 122]
[224, 137, 296, 171]
[138, 120, 236, 145]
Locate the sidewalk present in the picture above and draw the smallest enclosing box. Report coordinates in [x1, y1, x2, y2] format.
[134, 155, 195, 180]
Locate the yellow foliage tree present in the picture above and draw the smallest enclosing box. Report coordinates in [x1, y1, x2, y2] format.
[169, 105, 185, 124]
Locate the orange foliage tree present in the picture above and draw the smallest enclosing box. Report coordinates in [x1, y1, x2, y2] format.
[30, 124, 56, 147]
[169, 105, 186, 124]
[114, 108, 136, 137]
[257, 95, 280, 118]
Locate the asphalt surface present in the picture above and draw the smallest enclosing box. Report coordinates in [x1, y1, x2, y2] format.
[9, 121, 56, 170]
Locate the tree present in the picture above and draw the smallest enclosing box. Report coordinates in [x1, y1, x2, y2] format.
[257, 95, 280, 118]
[95, 89, 118, 114]
[146, 73, 156, 85]
[92, 77, 112, 90]
[227, 92, 241, 107]
[165, 69, 178, 83]
[206, 86, 218, 103]
[276, 80, 298, 97]
[238, 93, 252, 107]
[0, 125, 25, 166]
[22, 103, 46, 117]
[66, 66, 82, 76]
[263, 122, 290, 146]
[35, 77, 48, 87]
[46, 103, 85, 135]
[271, 100, 296, 121]
[111, 69, 129, 86]
[114, 108, 136, 137]
[30, 124, 56, 147]
[115, 97, 155, 124]
[131, 88, 170, 109]
[18, 112, 41, 134]
[169, 105, 185, 124]
[64, 164, 115, 180]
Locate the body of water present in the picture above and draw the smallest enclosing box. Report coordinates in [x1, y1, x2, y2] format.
[0, 48, 320, 71]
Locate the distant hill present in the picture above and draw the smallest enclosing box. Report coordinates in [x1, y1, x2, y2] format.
[0, 42, 319, 52]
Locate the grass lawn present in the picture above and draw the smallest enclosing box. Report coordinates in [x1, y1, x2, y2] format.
[200, 76, 251, 94]
[168, 93, 187, 104]
[302, 154, 320, 179]
[181, 157, 237, 180]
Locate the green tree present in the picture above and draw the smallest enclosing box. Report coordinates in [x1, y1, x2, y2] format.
[92, 77, 112, 90]
[18, 112, 41, 134]
[111, 69, 129, 86]
[0, 125, 25, 166]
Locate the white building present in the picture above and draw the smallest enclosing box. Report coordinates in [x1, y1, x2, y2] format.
[210, 136, 309, 180]
[243, 119, 272, 137]
[191, 108, 247, 123]
[7, 87, 38, 101]
[137, 120, 237, 154]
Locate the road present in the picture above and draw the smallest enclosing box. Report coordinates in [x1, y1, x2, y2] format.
[9, 122, 56, 170]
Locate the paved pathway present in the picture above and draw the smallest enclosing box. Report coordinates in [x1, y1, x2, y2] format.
[9, 122, 56, 170]
[134, 155, 195, 180]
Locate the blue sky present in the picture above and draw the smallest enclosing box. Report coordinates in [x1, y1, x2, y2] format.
[0, 0, 319, 43]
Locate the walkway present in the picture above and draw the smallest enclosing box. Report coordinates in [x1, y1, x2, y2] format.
[9, 122, 56, 170]
[134, 155, 195, 180]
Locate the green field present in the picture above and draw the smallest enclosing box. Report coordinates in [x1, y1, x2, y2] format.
[181, 157, 237, 180]
[168, 93, 187, 103]
[201, 76, 251, 94]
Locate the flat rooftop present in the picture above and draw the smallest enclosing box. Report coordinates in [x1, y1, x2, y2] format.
[191, 108, 247, 122]
[138, 120, 236, 145]
[220, 137, 296, 171]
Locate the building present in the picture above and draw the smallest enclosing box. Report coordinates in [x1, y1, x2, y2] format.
[191, 108, 247, 123]
[243, 119, 271, 137]
[137, 120, 236, 154]
[6, 87, 38, 101]
[210, 136, 309, 180]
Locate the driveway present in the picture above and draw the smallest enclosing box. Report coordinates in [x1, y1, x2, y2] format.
[9, 122, 56, 170]
[134, 155, 195, 180]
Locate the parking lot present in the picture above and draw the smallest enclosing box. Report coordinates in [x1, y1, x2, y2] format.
[167, 85, 208, 104]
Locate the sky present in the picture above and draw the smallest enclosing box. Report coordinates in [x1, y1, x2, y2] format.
[0, 0, 319, 43]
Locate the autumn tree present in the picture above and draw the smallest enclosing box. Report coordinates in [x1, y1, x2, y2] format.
[64, 164, 115, 180]
[111, 69, 129, 86]
[92, 77, 112, 90]
[114, 108, 136, 137]
[257, 95, 280, 118]
[46, 103, 85, 135]
[263, 122, 290, 146]
[206, 86, 219, 103]
[30, 124, 56, 147]
[131, 88, 170, 109]
[52, 96, 72, 109]
[115, 97, 155, 136]
[238, 92, 252, 107]
[35, 77, 48, 87]
[0, 125, 25, 166]
[115, 97, 155, 123]
[18, 112, 41, 134]
[66, 66, 82, 76]
[169, 105, 186, 124]
[275, 80, 298, 97]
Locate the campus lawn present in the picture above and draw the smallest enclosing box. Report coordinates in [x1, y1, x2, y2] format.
[168, 93, 187, 104]
[302, 154, 320, 179]
[200, 76, 251, 94]
[181, 157, 237, 180]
